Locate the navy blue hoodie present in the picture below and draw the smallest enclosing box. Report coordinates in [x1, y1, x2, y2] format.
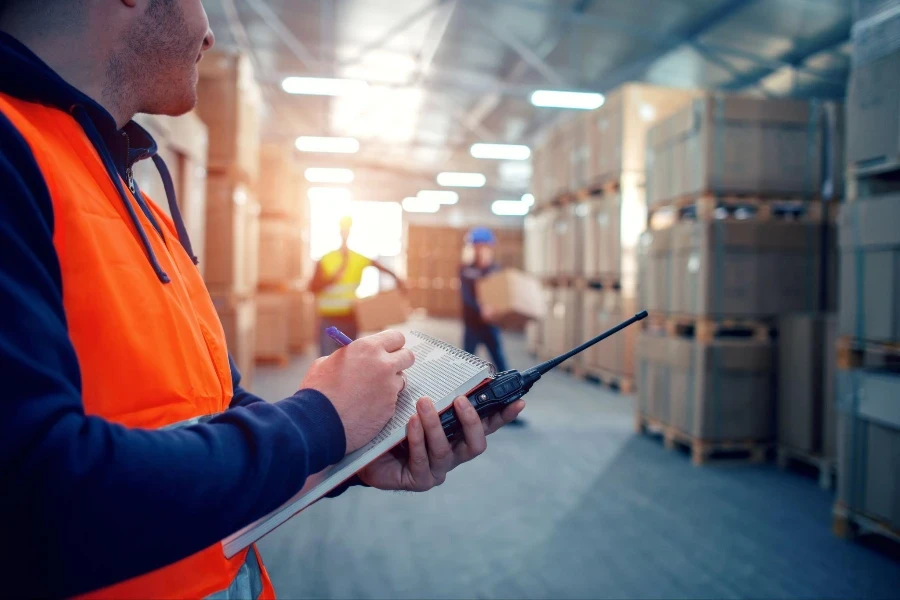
[0, 32, 356, 597]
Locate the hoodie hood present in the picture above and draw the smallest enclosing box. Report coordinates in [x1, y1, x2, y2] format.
[0, 31, 198, 280]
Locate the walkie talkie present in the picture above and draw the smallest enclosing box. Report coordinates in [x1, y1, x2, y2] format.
[440, 310, 648, 442]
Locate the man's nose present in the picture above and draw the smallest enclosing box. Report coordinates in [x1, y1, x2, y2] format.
[203, 28, 215, 52]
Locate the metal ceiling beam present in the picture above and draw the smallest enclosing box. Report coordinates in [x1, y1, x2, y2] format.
[720, 20, 850, 91]
[244, 0, 323, 73]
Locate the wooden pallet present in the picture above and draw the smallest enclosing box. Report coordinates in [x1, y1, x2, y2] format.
[257, 282, 292, 293]
[648, 193, 831, 229]
[255, 354, 290, 367]
[583, 367, 634, 394]
[836, 337, 900, 370]
[635, 413, 771, 466]
[574, 276, 622, 291]
[848, 154, 900, 179]
[776, 446, 836, 490]
[833, 502, 900, 544]
[661, 314, 773, 343]
[542, 275, 580, 287]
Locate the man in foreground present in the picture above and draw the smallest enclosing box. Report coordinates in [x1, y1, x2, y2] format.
[0, 1, 524, 597]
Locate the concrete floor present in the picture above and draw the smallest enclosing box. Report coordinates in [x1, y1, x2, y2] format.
[251, 316, 900, 600]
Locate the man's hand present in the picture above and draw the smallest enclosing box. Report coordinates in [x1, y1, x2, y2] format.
[358, 395, 525, 491]
[301, 330, 415, 454]
[481, 304, 496, 323]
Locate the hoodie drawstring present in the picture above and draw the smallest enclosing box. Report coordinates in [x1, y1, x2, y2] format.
[151, 154, 198, 265]
[71, 105, 172, 283]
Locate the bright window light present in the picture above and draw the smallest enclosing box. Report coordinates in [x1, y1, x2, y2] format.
[530, 90, 605, 110]
[307, 187, 352, 203]
[492, 200, 530, 216]
[417, 190, 459, 205]
[296, 136, 360, 154]
[282, 76, 368, 97]
[304, 168, 355, 184]
[402, 197, 441, 213]
[470, 143, 531, 160]
[309, 199, 402, 266]
[521, 193, 535, 207]
[436, 172, 487, 188]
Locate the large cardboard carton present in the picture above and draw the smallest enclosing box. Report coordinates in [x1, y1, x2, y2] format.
[211, 293, 256, 389]
[636, 333, 671, 422]
[259, 144, 299, 217]
[355, 289, 412, 332]
[777, 314, 838, 454]
[668, 338, 775, 441]
[670, 220, 826, 318]
[257, 218, 296, 289]
[637, 228, 673, 314]
[288, 287, 316, 352]
[838, 193, 900, 342]
[544, 206, 580, 277]
[582, 289, 637, 376]
[524, 212, 552, 277]
[587, 83, 698, 184]
[836, 370, 900, 527]
[196, 49, 261, 184]
[646, 95, 825, 206]
[204, 176, 260, 296]
[476, 269, 546, 330]
[255, 292, 290, 362]
[846, 9, 900, 172]
[823, 315, 839, 459]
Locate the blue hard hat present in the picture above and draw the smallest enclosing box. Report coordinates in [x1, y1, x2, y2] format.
[467, 227, 496, 245]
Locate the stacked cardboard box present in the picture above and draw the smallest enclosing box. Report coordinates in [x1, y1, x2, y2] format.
[582, 288, 637, 379]
[196, 49, 262, 381]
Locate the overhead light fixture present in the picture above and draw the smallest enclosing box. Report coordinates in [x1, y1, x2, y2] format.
[304, 167, 355, 184]
[492, 200, 530, 216]
[470, 143, 531, 161]
[521, 193, 535, 207]
[282, 76, 368, 97]
[307, 187, 352, 203]
[402, 197, 441, 213]
[296, 136, 360, 154]
[417, 190, 459, 205]
[436, 172, 487, 188]
[530, 90, 605, 110]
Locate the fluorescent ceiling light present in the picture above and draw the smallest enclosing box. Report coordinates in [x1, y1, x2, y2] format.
[530, 90, 605, 110]
[296, 136, 360, 154]
[282, 76, 368, 97]
[470, 143, 531, 160]
[308, 187, 352, 203]
[436, 172, 487, 188]
[304, 168, 355, 184]
[417, 190, 459, 205]
[402, 197, 440, 213]
[492, 200, 530, 216]
[521, 193, 535, 207]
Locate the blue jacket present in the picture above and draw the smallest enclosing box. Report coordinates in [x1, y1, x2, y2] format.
[460, 262, 501, 327]
[0, 32, 356, 597]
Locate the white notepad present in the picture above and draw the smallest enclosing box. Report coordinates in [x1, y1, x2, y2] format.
[222, 331, 495, 557]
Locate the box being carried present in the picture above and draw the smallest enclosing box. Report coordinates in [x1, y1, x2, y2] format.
[355, 289, 412, 333]
[476, 269, 546, 330]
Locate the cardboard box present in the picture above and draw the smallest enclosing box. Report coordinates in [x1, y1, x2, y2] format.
[355, 289, 411, 332]
[668, 338, 775, 441]
[211, 293, 256, 390]
[196, 49, 261, 184]
[670, 220, 826, 318]
[258, 143, 299, 217]
[204, 176, 260, 296]
[847, 9, 900, 171]
[587, 83, 698, 183]
[524, 212, 552, 277]
[646, 95, 825, 206]
[526, 320, 541, 355]
[838, 193, 900, 342]
[836, 370, 900, 527]
[582, 289, 637, 376]
[636, 333, 671, 422]
[476, 269, 546, 330]
[777, 314, 837, 454]
[288, 287, 316, 352]
[543, 206, 580, 277]
[542, 287, 579, 359]
[637, 228, 673, 314]
[823, 315, 839, 459]
[257, 218, 297, 289]
[255, 292, 290, 362]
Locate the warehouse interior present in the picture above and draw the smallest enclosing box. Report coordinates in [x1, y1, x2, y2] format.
[139, 0, 899, 597]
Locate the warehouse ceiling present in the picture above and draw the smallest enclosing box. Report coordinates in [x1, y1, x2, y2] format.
[201, 0, 851, 222]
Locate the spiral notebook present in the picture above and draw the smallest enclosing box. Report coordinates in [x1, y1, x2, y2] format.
[222, 331, 495, 557]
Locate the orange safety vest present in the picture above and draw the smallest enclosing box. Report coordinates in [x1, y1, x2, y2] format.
[0, 95, 276, 599]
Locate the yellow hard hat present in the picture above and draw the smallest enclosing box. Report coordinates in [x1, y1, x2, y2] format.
[339, 215, 353, 229]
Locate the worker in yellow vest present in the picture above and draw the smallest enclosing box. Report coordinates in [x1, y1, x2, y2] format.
[309, 215, 406, 355]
